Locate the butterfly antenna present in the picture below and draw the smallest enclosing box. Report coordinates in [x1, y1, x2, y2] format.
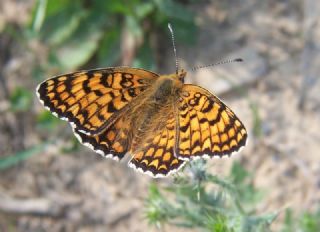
[168, 23, 179, 74]
[191, 58, 243, 71]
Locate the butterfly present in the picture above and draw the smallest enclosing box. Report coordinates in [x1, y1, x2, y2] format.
[36, 23, 247, 178]
[36, 65, 247, 177]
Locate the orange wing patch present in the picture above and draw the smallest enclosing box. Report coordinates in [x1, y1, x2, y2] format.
[176, 84, 247, 160]
[73, 115, 132, 161]
[37, 68, 159, 135]
[128, 112, 185, 177]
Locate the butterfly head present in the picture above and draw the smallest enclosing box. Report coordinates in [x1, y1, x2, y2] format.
[177, 69, 187, 83]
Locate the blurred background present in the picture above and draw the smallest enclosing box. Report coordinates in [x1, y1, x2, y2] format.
[0, 0, 319, 231]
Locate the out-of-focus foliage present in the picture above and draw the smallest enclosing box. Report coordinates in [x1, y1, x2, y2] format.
[281, 208, 320, 232]
[0, 143, 47, 170]
[29, 0, 196, 72]
[36, 111, 61, 130]
[9, 87, 33, 112]
[145, 160, 277, 232]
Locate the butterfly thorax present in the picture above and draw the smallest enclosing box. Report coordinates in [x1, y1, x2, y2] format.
[129, 75, 182, 153]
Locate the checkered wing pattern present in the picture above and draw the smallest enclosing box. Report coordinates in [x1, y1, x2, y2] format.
[129, 111, 185, 177]
[37, 68, 159, 135]
[73, 114, 132, 161]
[176, 84, 247, 160]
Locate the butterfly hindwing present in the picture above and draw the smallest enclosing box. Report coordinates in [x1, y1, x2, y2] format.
[128, 111, 185, 177]
[37, 67, 159, 135]
[176, 84, 247, 160]
[73, 114, 132, 161]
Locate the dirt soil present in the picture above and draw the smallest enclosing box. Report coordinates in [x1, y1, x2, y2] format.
[0, 0, 319, 231]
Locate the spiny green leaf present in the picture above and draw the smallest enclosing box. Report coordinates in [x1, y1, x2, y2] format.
[230, 161, 250, 184]
[206, 215, 234, 232]
[144, 160, 277, 231]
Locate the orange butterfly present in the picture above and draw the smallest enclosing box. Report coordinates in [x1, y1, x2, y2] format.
[36, 25, 247, 178]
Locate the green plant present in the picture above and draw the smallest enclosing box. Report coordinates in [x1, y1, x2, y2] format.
[281, 208, 320, 232]
[145, 160, 277, 232]
[29, 0, 197, 73]
[9, 87, 33, 112]
[0, 143, 48, 170]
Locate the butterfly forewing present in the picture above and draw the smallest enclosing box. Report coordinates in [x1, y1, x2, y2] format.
[176, 84, 247, 160]
[37, 68, 159, 135]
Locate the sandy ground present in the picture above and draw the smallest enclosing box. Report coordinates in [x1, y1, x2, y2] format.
[0, 0, 319, 231]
